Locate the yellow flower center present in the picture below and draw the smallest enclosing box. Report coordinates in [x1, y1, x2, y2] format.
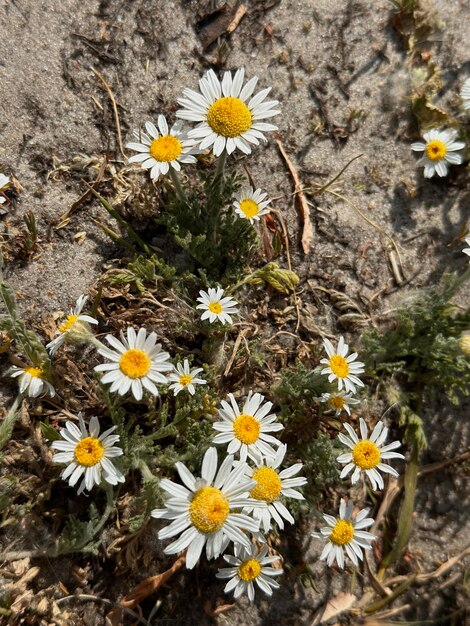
[208, 302, 223, 314]
[238, 558, 262, 581]
[459, 335, 470, 356]
[179, 374, 192, 386]
[119, 349, 151, 379]
[328, 395, 345, 410]
[24, 366, 43, 378]
[207, 97, 252, 138]
[352, 440, 381, 470]
[59, 315, 78, 333]
[425, 139, 447, 161]
[239, 199, 259, 218]
[329, 355, 350, 379]
[189, 486, 229, 533]
[250, 466, 282, 502]
[74, 437, 104, 467]
[149, 135, 182, 162]
[233, 414, 260, 445]
[330, 519, 354, 545]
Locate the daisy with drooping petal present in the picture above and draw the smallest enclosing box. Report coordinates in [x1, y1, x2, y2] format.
[461, 78, 470, 110]
[151, 447, 260, 569]
[233, 187, 271, 224]
[320, 336, 365, 394]
[168, 359, 207, 396]
[212, 392, 283, 462]
[462, 236, 470, 259]
[176, 68, 280, 157]
[319, 391, 360, 416]
[0, 173, 10, 204]
[51, 415, 124, 495]
[312, 498, 375, 569]
[337, 418, 405, 491]
[47, 295, 98, 355]
[10, 365, 55, 398]
[242, 444, 307, 532]
[196, 287, 238, 325]
[216, 545, 282, 603]
[411, 129, 466, 178]
[94, 327, 172, 401]
[126, 115, 200, 180]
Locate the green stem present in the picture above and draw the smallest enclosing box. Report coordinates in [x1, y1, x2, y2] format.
[169, 168, 188, 204]
[215, 149, 227, 186]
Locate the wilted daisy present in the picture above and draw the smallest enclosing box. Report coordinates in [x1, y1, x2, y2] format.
[51, 415, 124, 495]
[319, 391, 360, 416]
[126, 116, 199, 180]
[0, 173, 10, 204]
[463, 236, 470, 259]
[233, 187, 271, 224]
[168, 359, 207, 396]
[320, 336, 365, 394]
[337, 418, 405, 491]
[312, 498, 375, 569]
[95, 327, 172, 401]
[196, 287, 238, 325]
[151, 447, 259, 569]
[177, 68, 280, 156]
[212, 392, 283, 462]
[411, 129, 465, 178]
[461, 78, 470, 110]
[216, 545, 282, 602]
[47, 295, 98, 355]
[11, 365, 55, 398]
[243, 444, 307, 532]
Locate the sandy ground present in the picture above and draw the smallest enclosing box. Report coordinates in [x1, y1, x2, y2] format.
[1, 0, 469, 623]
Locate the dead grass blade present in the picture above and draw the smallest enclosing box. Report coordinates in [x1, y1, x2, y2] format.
[91, 67, 127, 160]
[310, 592, 356, 625]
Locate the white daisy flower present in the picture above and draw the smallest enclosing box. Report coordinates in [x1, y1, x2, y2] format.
[461, 78, 470, 110]
[94, 327, 172, 401]
[151, 447, 260, 569]
[51, 415, 124, 495]
[319, 391, 360, 416]
[47, 295, 98, 355]
[312, 498, 375, 569]
[168, 359, 207, 396]
[0, 173, 10, 204]
[242, 444, 307, 533]
[411, 128, 465, 178]
[10, 365, 55, 398]
[233, 187, 271, 224]
[216, 545, 282, 603]
[212, 392, 283, 463]
[462, 236, 470, 259]
[196, 287, 238, 325]
[176, 68, 280, 157]
[126, 115, 199, 180]
[320, 336, 365, 394]
[337, 418, 405, 491]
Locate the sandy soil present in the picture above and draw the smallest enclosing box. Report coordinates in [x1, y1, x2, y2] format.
[1, 0, 469, 624]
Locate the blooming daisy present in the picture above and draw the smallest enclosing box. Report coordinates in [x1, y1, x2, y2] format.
[242, 444, 307, 532]
[196, 287, 238, 325]
[168, 359, 207, 396]
[94, 327, 172, 401]
[47, 295, 98, 355]
[320, 336, 365, 394]
[0, 173, 10, 204]
[233, 187, 271, 224]
[176, 68, 280, 157]
[461, 78, 470, 110]
[411, 128, 466, 178]
[10, 365, 55, 398]
[212, 392, 283, 463]
[463, 236, 470, 259]
[126, 115, 199, 180]
[312, 498, 375, 569]
[216, 545, 282, 602]
[51, 415, 124, 495]
[319, 391, 360, 416]
[336, 418, 405, 491]
[11, 366, 55, 398]
[151, 447, 260, 569]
